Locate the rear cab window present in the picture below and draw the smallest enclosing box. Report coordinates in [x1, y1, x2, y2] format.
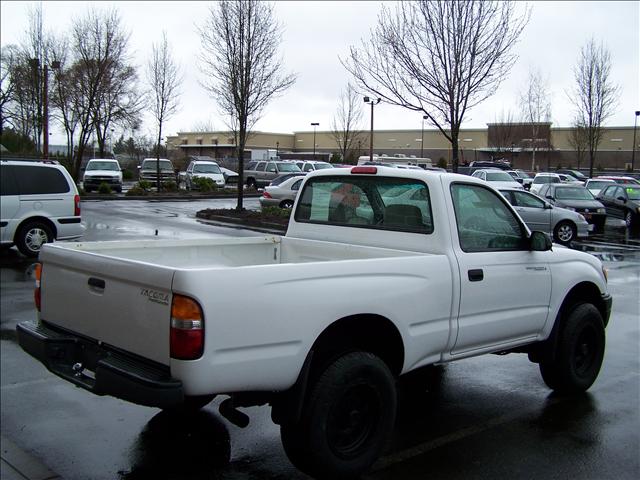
[295, 175, 433, 234]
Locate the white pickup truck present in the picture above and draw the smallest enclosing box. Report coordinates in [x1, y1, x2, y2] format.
[18, 166, 612, 479]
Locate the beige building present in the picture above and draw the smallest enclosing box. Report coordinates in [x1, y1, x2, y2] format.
[167, 124, 638, 172]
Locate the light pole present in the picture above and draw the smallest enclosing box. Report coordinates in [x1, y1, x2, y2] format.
[110, 128, 115, 156]
[421, 115, 428, 158]
[311, 122, 319, 160]
[364, 96, 381, 163]
[29, 59, 60, 160]
[276, 141, 279, 157]
[632, 111, 640, 172]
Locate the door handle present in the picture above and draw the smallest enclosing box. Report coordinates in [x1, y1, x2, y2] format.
[468, 269, 484, 282]
[88, 277, 105, 290]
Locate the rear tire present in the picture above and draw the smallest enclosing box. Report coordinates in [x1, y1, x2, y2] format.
[280, 351, 396, 479]
[247, 178, 257, 189]
[15, 221, 53, 258]
[553, 221, 576, 244]
[280, 199, 294, 209]
[539, 303, 605, 394]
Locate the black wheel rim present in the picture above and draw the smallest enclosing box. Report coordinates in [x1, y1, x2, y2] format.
[573, 325, 598, 377]
[327, 384, 379, 459]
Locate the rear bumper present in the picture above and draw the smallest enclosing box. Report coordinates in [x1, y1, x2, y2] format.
[17, 320, 183, 409]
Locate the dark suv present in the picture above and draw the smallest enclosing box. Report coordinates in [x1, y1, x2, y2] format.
[537, 183, 607, 233]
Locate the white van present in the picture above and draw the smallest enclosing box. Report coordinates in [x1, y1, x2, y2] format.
[0, 160, 85, 257]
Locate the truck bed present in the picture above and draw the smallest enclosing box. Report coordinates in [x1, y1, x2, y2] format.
[37, 236, 436, 369]
[52, 235, 422, 268]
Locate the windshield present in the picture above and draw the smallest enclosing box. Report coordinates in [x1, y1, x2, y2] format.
[486, 171, 515, 182]
[516, 170, 532, 179]
[87, 161, 119, 171]
[555, 187, 594, 200]
[142, 160, 173, 171]
[314, 163, 333, 170]
[276, 162, 302, 173]
[194, 164, 221, 174]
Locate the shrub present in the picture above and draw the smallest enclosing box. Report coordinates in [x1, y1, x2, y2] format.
[192, 177, 217, 192]
[162, 180, 178, 192]
[437, 157, 447, 169]
[261, 206, 291, 218]
[126, 185, 148, 196]
[98, 182, 112, 194]
[137, 180, 152, 191]
[122, 169, 133, 180]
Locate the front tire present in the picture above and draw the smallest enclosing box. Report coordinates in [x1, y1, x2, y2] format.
[539, 303, 605, 394]
[15, 221, 53, 257]
[554, 220, 576, 244]
[280, 199, 294, 209]
[280, 352, 396, 479]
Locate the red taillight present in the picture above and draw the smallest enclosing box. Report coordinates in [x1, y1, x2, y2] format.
[74, 194, 81, 216]
[34, 263, 42, 311]
[262, 191, 273, 199]
[170, 295, 204, 360]
[351, 167, 378, 175]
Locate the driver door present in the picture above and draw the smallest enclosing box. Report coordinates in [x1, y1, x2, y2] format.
[450, 183, 552, 355]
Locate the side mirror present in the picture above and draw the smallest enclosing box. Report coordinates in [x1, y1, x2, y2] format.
[546, 195, 554, 200]
[530, 231, 553, 251]
[616, 196, 626, 203]
[515, 178, 523, 184]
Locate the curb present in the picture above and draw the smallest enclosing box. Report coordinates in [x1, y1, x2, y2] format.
[81, 193, 261, 201]
[1, 436, 61, 480]
[196, 217, 287, 235]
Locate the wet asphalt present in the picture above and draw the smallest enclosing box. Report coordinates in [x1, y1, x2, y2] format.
[1, 199, 638, 480]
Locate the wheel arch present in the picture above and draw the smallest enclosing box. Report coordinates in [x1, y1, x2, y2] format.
[529, 281, 609, 364]
[14, 216, 58, 242]
[272, 314, 404, 426]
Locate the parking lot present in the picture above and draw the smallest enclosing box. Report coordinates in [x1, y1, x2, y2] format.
[1, 198, 638, 480]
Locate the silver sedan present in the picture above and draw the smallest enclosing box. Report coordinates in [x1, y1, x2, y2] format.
[259, 174, 306, 209]
[499, 188, 592, 244]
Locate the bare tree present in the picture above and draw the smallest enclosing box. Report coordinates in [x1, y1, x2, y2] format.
[330, 84, 364, 164]
[0, 45, 19, 135]
[520, 68, 551, 171]
[198, 0, 296, 210]
[68, 7, 137, 180]
[569, 38, 620, 177]
[488, 109, 519, 157]
[343, 0, 529, 172]
[147, 31, 182, 191]
[567, 119, 589, 169]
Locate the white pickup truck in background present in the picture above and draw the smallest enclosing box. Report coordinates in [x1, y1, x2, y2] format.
[18, 166, 612, 479]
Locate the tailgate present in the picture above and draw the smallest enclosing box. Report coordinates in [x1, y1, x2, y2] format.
[39, 245, 175, 365]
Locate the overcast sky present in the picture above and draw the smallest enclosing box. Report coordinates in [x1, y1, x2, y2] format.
[1, 1, 638, 145]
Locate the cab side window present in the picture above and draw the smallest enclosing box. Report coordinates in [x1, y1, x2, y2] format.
[266, 163, 277, 173]
[255, 162, 266, 172]
[451, 183, 526, 252]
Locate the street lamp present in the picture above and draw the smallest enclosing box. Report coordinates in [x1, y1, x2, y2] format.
[276, 141, 279, 157]
[311, 122, 319, 160]
[632, 111, 640, 172]
[421, 115, 428, 158]
[364, 96, 381, 163]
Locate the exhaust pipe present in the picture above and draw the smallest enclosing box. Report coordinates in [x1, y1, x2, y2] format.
[219, 398, 250, 428]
